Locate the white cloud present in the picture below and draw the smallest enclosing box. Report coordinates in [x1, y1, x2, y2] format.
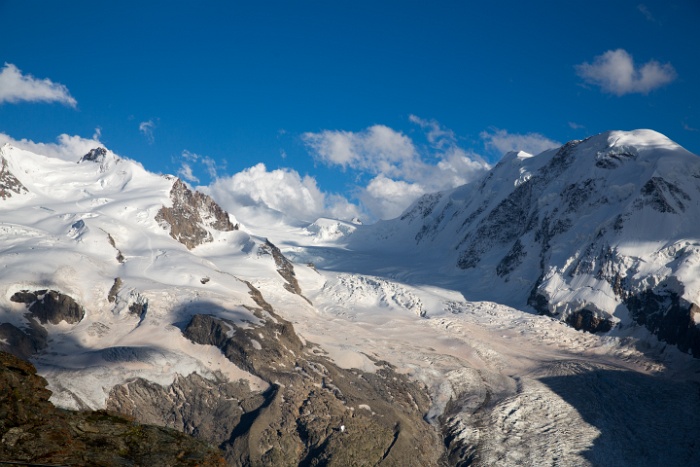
[302, 125, 418, 177]
[408, 114, 455, 149]
[177, 163, 199, 183]
[206, 163, 361, 223]
[359, 175, 426, 220]
[178, 150, 220, 181]
[0, 63, 77, 107]
[575, 49, 676, 96]
[568, 121, 585, 130]
[0, 132, 106, 162]
[481, 128, 560, 156]
[303, 117, 490, 221]
[139, 119, 156, 143]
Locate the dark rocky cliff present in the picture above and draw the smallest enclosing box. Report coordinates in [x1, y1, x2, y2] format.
[0, 351, 226, 466]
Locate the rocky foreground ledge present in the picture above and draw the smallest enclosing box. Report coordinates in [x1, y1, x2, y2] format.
[0, 351, 225, 466]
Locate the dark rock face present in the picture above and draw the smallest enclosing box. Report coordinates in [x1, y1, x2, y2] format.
[565, 309, 614, 334]
[107, 373, 265, 460]
[258, 239, 308, 300]
[105, 232, 125, 263]
[625, 291, 700, 357]
[79, 147, 108, 163]
[10, 290, 85, 325]
[0, 156, 27, 200]
[156, 179, 238, 249]
[108, 278, 122, 303]
[0, 321, 47, 359]
[109, 285, 444, 466]
[0, 351, 225, 466]
[636, 177, 691, 213]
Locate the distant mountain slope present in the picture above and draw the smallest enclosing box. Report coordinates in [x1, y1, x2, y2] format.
[355, 130, 700, 355]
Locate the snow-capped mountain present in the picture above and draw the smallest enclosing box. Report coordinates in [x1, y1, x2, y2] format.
[353, 130, 700, 356]
[1, 132, 700, 466]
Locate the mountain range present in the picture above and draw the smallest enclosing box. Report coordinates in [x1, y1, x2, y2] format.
[1, 129, 700, 466]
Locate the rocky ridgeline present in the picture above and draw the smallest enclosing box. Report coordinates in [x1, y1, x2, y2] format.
[0, 156, 27, 200]
[157, 178, 238, 249]
[395, 131, 700, 355]
[0, 351, 225, 466]
[108, 283, 445, 466]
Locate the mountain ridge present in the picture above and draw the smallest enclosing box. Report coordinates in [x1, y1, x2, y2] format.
[2, 130, 700, 465]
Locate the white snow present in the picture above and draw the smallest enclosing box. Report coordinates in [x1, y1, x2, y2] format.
[2, 132, 700, 465]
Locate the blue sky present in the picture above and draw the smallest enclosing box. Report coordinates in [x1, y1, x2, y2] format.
[1, 0, 698, 222]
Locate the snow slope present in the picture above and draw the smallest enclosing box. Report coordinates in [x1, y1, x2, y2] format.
[1, 132, 700, 466]
[346, 130, 700, 355]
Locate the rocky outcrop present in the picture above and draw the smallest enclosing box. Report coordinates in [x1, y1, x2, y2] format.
[105, 232, 125, 263]
[0, 156, 27, 200]
[0, 321, 47, 359]
[10, 289, 85, 325]
[156, 178, 238, 249]
[565, 309, 614, 334]
[625, 291, 700, 357]
[0, 351, 225, 466]
[79, 147, 108, 163]
[108, 285, 444, 466]
[259, 239, 308, 300]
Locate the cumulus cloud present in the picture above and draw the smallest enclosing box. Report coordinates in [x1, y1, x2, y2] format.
[575, 49, 676, 96]
[0, 63, 77, 107]
[139, 119, 156, 143]
[303, 117, 490, 220]
[206, 163, 361, 223]
[359, 175, 426, 220]
[481, 128, 560, 156]
[302, 125, 418, 177]
[0, 132, 106, 162]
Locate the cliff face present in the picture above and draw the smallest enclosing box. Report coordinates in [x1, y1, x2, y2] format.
[108, 284, 446, 466]
[0, 156, 27, 200]
[370, 130, 700, 355]
[156, 178, 238, 249]
[0, 351, 225, 466]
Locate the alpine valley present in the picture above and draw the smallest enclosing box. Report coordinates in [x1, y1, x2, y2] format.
[2, 129, 700, 466]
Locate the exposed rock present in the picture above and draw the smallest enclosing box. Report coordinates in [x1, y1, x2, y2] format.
[259, 239, 309, 302]
[565, 309, 614, 334]
[108, 278, 122, 303]
[496, 239, 526, 278]
[636, 177, 691, 213]
[156, 178, 238, 249]
[79, 147, 108, 163]
[10, 289, 85, 325]
[0, 320, 47, 359]
[128, 297, 148, 318]
[625, 291, 700, 357]
[0, 156, 27, 200]
[0, 351, 225, 466]
[109, 285, 444, 466]
[107, 373, 264, 458]
[105, 231, 125, 263]
[595, 149, 636, 169]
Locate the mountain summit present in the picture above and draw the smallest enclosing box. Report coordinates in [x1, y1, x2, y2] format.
[356, 129, 700, 355]
[1, 131, 700, 466]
